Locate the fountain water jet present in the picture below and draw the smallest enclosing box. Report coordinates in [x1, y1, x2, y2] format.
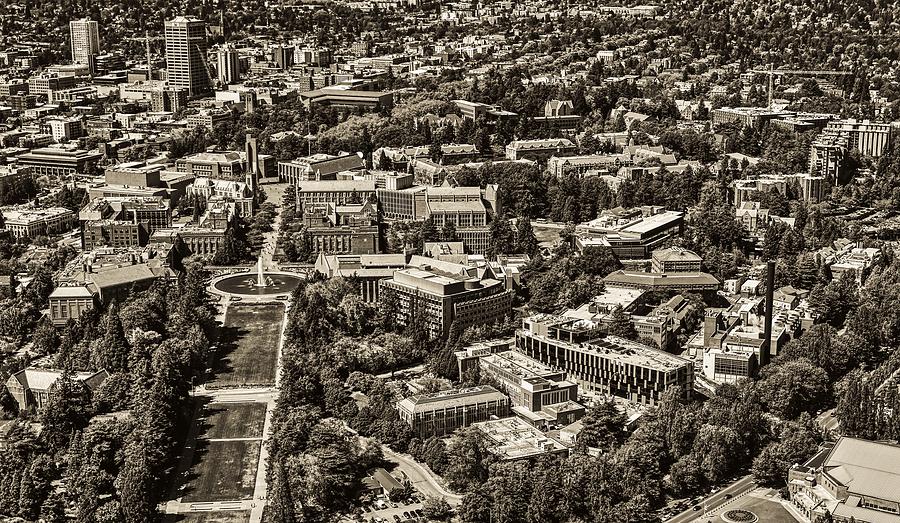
[254, 256, 272, 287]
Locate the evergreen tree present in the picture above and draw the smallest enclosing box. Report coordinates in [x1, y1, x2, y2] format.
[117, 438, 156, 523]
[608, 305, 638, 340]
[420, 218, 438, 247]
[487, 215, 514, 258]
[441, 220, 458, 242]
[515, 217, 539, 256]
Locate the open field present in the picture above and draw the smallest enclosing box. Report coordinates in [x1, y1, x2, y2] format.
[164, 511, 251, 523]
[182, 440, 261, 502]
[209, 303, 284, 387]
[202, 403, 267, 440]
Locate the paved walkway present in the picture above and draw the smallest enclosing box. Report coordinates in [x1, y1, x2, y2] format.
[162, 186, 290, 523]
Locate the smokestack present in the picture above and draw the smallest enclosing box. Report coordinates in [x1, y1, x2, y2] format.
[761, 260, 775, 367]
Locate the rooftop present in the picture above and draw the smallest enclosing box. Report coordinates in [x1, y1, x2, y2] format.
[473, 417, 568, 460]
[398, 385, 507, 413]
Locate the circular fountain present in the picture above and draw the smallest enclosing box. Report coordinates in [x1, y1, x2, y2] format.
[212, 257, 304, 297]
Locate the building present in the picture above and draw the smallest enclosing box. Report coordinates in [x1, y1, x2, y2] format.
[479, 351, 578, 412]
[314, 253, 406, 302]
[186, 177, 254, 217]
[14, 147, 102, 178]
[6, 368, 108, 411]
[711, 107, 795, 128]
[295, 179, 376, 210]
[2, 207, 76, 238]
[472, 417, 568, 461]
[516, 314, 694, 406]
[651, 247, 703, 273]
[176, 150, 274, 181]
[164, 17, 210, 97]
[302, 201, 381, 255]
[396, 385, 510, 438]
[505, 138, 576, 162]
[216, 45, 240, 84]
[821, 119, 892, 158]
[70, 19, 100, 66]
[187, 109, 232, 130]
[574, 208, 684, 259]
[48, 285, 95, 327]
[378, 256, 514, 338]
[27, 74, 76, 97]
[300, 87, 394, 112]
[789, 437, 900, 523]
[279, 153, 366, 184]
[78, 196, 172, 250]
[42, 117, 85, 143]
[455, 338, 516, 376]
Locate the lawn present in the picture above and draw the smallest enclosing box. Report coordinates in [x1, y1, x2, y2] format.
[202, 402, 267, 440]
[181, 440, 261, 502]
[164, 511, 251, 523]
[712, 493, 801, 523]
[209, 303, 284, 387]
[532, 224, 562, 246]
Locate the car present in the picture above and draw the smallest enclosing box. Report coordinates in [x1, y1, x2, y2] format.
[393, 516, 401, 523]
[724, 494, 733, 500]
[403, 512, 410, 519]
[693, 506, 701, 511]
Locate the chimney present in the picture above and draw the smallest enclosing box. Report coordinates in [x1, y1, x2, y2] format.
[761, 260, 776, 366]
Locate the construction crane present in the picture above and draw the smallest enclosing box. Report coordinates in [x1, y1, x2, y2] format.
[749, 65, 853, 108]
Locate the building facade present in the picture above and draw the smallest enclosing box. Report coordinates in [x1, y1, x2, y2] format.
[164, 17, 210, 97]
[516, 314, 694, 406]
[70, 19, 100, 65]
[396, 386, 510, 438]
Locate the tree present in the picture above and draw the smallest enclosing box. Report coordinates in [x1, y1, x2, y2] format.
[515, 217, 539, 256]
[577, 400, 625, 451]
[422, 496, 452, 521]
[444, 428, 494, 492]
[41, 371, 91, 450]
[760, 358, 830, 420]
[420, 218, 438, 247]
[608, 305, 638, 340]
[90, 302, 129, 373]
[441, 220, 458, 242]
[117, 438, 156, 523]
[487, 215, 514, 257]
[752, 419, 819, 486]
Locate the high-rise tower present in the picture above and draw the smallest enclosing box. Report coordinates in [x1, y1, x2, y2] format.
[164, 17, 210, 97]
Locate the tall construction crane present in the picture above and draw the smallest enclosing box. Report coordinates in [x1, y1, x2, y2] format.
[749, 64, 853, 108]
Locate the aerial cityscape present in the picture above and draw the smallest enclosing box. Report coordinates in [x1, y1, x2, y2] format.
[0, 0, 899, 522]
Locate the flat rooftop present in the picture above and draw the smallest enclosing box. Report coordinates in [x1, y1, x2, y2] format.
[481, 351, 560, 380]
[473, 416, 567, 460]
[398, 385, 507, 413]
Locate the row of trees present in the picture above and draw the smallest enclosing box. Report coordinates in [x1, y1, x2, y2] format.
[0, 262, 216, 521]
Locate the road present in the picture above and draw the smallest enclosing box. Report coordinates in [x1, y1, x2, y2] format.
[816, 409, 840, 434]
[381, 446, 463, 506]
[666, 475, 756, 523]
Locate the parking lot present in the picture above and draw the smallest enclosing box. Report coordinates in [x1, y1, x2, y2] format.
[357, 499, 427, 523]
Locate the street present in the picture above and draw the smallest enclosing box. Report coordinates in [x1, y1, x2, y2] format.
[666, 475, 756, 523]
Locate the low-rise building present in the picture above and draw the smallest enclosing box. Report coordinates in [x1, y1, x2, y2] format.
[5, 368, 108, 411]
[396, 385, 510, 438]
[378, 256, 514, 338]
[479, 351, 578, 412]
[789, 437, 900, 523]
[2, 207, 76, 238]
[314, 253, 407, 302]
[472, 416, 568, 461]
[505, 138, 576, 162]
[516, 314, 694, 406]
